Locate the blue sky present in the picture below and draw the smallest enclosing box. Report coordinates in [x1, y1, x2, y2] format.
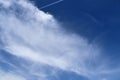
[0, 0, 120, 80]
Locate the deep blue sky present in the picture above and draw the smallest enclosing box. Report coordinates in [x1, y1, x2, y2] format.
[32, 0, 120, 62]
[33, 0, 120, 40]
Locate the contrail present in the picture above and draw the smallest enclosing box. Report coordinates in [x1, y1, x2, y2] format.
[40, 0, 63, 9]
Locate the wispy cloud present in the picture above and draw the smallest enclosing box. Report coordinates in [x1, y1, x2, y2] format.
[0, 0, 119, 80]
[0, 69, 26, 80]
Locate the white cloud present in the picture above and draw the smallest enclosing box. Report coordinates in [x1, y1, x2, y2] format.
[0, 0, 114, 80]
[0, 0, 100, 76]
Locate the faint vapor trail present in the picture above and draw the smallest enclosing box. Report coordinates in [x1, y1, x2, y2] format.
[40, 0, 63, 9]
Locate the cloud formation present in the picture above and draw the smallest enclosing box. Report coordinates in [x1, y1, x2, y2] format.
[0, 0, 119, 80]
